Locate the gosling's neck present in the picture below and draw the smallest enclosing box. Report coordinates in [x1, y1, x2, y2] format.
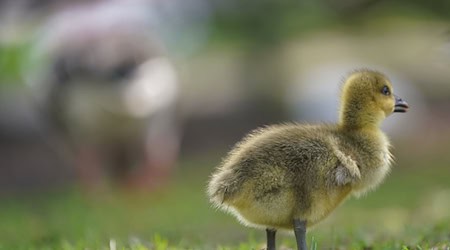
[338, 99, 385, 132]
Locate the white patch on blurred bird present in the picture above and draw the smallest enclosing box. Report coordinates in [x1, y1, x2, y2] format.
[123, 57, 178, 118]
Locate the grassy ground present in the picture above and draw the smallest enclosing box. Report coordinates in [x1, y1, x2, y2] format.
[0, 151, 449, 250]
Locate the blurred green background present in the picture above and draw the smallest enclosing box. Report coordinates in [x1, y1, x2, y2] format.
[0, 0, 449, 249]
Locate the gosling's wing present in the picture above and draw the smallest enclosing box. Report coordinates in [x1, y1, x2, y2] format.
[330, 141, 361, 186]
[333, 164, 360, 186]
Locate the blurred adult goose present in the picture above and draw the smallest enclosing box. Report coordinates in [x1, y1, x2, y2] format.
[28, 1, 180, 189]
[207, 69, 409, 250]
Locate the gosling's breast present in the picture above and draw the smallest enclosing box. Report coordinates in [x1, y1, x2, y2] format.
[352, 133, 392, 196]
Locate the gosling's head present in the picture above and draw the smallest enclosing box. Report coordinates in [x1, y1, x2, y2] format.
[339, 69, 409, 129]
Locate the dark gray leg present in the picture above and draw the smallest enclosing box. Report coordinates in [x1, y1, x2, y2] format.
[293, 219, 307, 250]
[266, 228, 276, 250]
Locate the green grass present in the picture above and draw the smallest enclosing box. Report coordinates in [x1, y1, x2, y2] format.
[0, 152, 449, 250]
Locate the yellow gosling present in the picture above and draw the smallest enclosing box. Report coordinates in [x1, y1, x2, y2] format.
[207, 69, 409, 250]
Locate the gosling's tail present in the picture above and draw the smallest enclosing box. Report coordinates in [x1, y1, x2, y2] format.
[207, 167, 241, 209]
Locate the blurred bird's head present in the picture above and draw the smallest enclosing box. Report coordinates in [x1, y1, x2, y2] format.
[339, 69, 409, 129]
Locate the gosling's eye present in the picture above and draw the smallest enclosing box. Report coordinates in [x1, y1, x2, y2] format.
[381, 85, 390, 96]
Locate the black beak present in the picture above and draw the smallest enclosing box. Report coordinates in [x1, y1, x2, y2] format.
[394, 95, 409, 113]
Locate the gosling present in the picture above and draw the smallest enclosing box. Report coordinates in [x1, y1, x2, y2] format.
[207, 69, 409, 250]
